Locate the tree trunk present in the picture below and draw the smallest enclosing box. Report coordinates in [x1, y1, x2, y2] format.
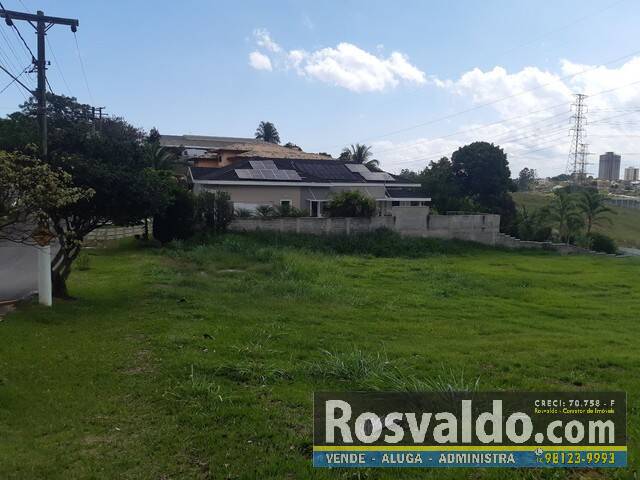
[51, 269, 70, 298]
[143, 218, 149, 240]
[51, 244, 80, 299]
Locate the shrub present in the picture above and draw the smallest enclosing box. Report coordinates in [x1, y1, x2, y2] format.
[153, 186, 195, 244]
[255, 205, 275, 217]
[274, 204, 307, 217]
[195, 191, 234, 233]
[235, 208, 253, 218]
[324, 191, 376, 218]
[588, 232, 617, 254]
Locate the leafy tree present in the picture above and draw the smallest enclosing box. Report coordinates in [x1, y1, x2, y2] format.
[450, 142, 517, 232]
[255, 121, 280, 144]
[0, 94, 174, 297]
[576, 189, 615, 234]
[325, 191, 376, 218]
[195, 191, 234, 232]
[420, 157, 471, 214]
[152, 184, 195, 244]
[517, 167, 536, 191]
[0, 151, 92, 242]
[339, 143, 380, 169]
[397, 168, 421, 182]
[148, 127, 161, 144]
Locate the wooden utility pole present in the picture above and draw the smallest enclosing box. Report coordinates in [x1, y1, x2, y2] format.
[0, 9, 79, 158]
[0, 8, 79, 307]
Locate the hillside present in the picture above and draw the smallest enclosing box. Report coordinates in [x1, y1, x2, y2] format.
[512, 191, 640, 248]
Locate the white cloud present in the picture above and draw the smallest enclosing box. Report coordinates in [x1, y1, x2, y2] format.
[253, 28, 281, 53]
[249, 29, 425, 92]
[248, 51, 272, 71]
[373, 57, 640, 177]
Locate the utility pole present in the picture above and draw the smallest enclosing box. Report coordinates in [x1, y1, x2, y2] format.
[0, 8, 78, 307]
[567, 93, 588, 185]
[0, 9, 79, 158]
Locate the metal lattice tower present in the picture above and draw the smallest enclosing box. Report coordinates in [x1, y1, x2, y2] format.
[567, 93, 588, 184]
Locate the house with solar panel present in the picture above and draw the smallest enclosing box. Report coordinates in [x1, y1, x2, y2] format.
[188, 157, 429, 217]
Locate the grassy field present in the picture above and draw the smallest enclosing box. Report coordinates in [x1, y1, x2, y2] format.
[1, 234, 639, 479]
[512, 191, 640, 248]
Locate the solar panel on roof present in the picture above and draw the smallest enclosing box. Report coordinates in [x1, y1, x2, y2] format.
[360, 171, 395, 181]
[295, 162, 354, 180]
[235, 168, 301, 181]
[284, 170, 301, 180]
[250, 160, 277, 170]
[235, 169, 253, 179]
[346, 164, 370, 173]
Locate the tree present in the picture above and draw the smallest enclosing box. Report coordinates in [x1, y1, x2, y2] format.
[421, 157, 472, 214]
[397, 169, 421, 182]
[0, 94, 174, 297]
[576, 189, 615, 235]
[339, 143, 380, 169]
[517, 167, 536, 191]
[195, 191, 234, 233]
[153, 184, 195, 244]
[0, 151, 92, 243]
[450, 142, 517, 232]
[546, 189, 582, 243]
[255, 121, 280, 144]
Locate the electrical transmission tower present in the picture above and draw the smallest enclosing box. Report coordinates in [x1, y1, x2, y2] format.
[567, 93, 589, 185]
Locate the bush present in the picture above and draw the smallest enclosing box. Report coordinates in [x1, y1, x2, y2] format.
[195, 191, 233, 233]
[274, 204, 307, 217]
[235, 208, 253, 218]
[233, 228, 485, 258]
[255, 205, 275, 217]
[153, 186, 195, 244]
[324, 191, 376, 218]
[588, 232, 617, 254]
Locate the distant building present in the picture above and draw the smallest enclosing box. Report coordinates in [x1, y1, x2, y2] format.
[623, 166, 640, 181]
[598, 152, 621, 180]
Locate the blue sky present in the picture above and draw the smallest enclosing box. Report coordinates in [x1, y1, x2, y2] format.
[1, 0, 640, 176]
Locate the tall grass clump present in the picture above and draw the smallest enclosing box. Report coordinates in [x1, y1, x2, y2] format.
[308, 348, 393, 383]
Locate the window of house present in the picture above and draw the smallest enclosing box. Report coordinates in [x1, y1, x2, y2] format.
[280, 200, 291, 207]
[392, 201, 400, 207]
[410, 201, 419, 206]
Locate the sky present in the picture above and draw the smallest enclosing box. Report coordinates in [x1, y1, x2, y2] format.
[1, 0, 640, 177]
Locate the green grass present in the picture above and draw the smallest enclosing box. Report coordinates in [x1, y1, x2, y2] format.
[513, 191, 640, 248]
[1, 235, 639, 479]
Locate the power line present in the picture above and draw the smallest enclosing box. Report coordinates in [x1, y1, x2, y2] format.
[0, 1, 34, 62]
[0, 61, 27, 93]
[381, 79, 640, 169]
[73, 31, 93, 104]
[343, 47, 640, 151]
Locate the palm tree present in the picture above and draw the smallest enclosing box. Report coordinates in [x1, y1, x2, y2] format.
[340, 143, 380, 170]
[576, 189, 615, 234]
[255, 121, 280, 144]
[144, 142, 181, 171]
[546, 189, 582, 243]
